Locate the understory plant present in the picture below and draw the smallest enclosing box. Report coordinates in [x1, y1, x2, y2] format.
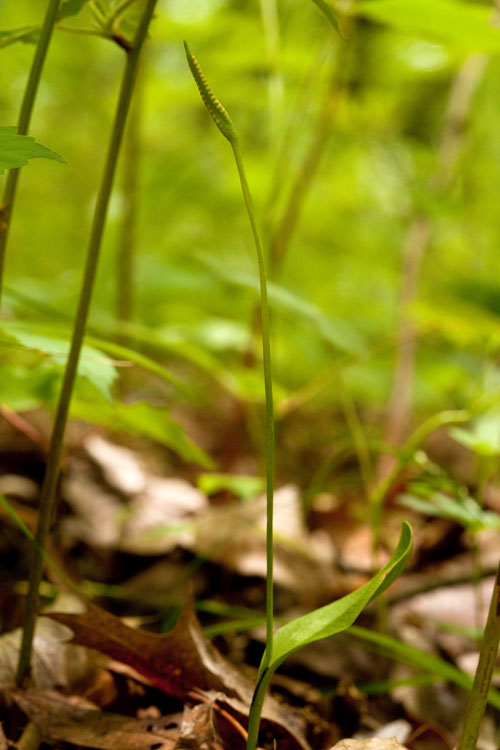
[184, 43, 413, 750]
[16, 0, 159, 685]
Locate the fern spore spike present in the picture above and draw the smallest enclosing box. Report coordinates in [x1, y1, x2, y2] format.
[184, 42, 238, 144]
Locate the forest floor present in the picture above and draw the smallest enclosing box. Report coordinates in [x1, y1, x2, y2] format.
[0, 408, 498, 750]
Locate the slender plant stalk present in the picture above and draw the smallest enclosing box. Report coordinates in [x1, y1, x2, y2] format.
[0, 0, 62, 306]
[458, 561, 500, 750]
[184, 44, 275, 750]
[231, 141, 276, 664]
[16, 0, 158, 686]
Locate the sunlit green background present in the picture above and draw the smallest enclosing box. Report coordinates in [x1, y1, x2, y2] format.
[2, 0, 500, 482]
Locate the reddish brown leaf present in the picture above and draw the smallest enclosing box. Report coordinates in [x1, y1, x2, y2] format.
[46, 600, 310, 749]
[47, 600, 235, 700]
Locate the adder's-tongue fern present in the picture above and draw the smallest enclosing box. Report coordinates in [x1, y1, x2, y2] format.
[184, 41, 275, 750]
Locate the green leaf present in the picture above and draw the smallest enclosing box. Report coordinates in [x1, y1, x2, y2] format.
[357, 0, 500, 54]
[70, 398, 214, 468]
[0, 126, 65, 174]
[0, 322, 117, 401]
[399, 491, 500, 532]
[348, 625, 500, 710]
[269, 521, 412, 669]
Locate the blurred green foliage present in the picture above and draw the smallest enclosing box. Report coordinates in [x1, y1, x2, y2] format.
[2, 0, 500, 475]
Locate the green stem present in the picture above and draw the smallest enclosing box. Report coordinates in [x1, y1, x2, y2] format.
[230, 142, 275, 750]
[15, 0, 158, 686]
[0, 0, 62, 307]
[458, 561, 500, 750]
[231, 141, 275, 668]
[246, 667, 274, 750]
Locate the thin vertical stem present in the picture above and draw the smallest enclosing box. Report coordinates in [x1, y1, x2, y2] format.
[246, 667, 274, 750]
[0, 0, 62, 306]
[231, 141, 275, 669]
[16, 0, 158, 686]
[458, 562, 500, 750]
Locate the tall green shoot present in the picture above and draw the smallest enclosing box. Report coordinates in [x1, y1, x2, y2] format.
[16, 0, 159, 686]
[184, 41, 276, 744]
[0, 0, 62, 305]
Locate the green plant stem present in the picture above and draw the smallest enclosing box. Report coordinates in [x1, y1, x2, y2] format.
[246, 666, 274, 750]
[0, 0, 62, 307]
[458, 561, 500, 750]
[229, 142, 275, 750]
[231, 140, 275, 669]
[15, 0, 158, 687]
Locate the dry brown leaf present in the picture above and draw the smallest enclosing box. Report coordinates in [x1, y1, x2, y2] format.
[191, 486, 335, 596]
[47, 600, 310, 749]
[0, 617, 91, 690]
[330, 739, 409, 750]
[13, 689, 179, 750]
[85, 435, 147, 494]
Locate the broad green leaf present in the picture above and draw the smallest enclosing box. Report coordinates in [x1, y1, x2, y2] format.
[0, 322, 117, 401]
[357, 0, 500, 54]
[70, 398, 214, 468]
[0, 127, 65, 174]
[348, 625, 500, 710]
[269, 521, 412, 669]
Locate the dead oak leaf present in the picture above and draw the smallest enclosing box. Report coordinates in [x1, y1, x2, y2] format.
[46, 600, 310, 750]
[47, 600, 235, 700]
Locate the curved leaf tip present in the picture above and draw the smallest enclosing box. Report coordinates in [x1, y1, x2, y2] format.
[269, 521, 412, 669]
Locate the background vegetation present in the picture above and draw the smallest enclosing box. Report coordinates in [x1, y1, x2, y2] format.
[3, 0, 500, 464]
